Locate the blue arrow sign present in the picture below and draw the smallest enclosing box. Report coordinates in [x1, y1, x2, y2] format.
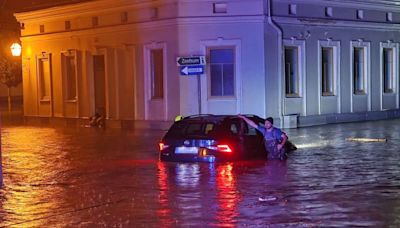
[180, 65, 204, 75]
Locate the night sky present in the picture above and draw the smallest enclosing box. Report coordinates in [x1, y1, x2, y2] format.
[0, 0, 92, 56]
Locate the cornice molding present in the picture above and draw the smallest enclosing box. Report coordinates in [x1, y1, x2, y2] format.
[14, 0, 163, 22]
[275, 0, 400, 12]
[19, 15, 265, 41]
[274, 16, 400, 31]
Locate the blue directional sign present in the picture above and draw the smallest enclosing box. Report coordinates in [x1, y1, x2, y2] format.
[180, 65, 204, 75]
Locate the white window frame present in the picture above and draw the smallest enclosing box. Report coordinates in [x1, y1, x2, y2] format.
[61, 49, 78, 102]
[36, 53, 52, 102]
[207, 47, 236, 98]
[199, 38, 241, 114]
[283, 39, 305, 98]
[144, 44, 167, 101]
[350, 40, 371, 112]
[318, 40, 341, 114]
[143, 42, 168, 120]
[380, 41, 399, 109]
[318, 40, 340, 96]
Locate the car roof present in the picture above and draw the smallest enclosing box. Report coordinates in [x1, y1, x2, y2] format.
[180, 114, 264, 122]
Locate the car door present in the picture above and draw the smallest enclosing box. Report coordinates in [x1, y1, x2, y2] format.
[238, 118, 266, 158]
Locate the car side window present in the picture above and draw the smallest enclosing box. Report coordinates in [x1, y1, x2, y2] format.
[205, 123, 215, 135]
[247, 125, 258, 136]
[185, 123, 203, 135]
[230, 123, 239, 134]
[238, 119, 259, 136]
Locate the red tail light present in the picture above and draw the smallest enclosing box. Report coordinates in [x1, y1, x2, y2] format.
[159, 142, 169, 151]
[217, 144, 233, 153]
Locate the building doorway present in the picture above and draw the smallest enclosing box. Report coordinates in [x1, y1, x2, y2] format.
[93, 55, 106, 117]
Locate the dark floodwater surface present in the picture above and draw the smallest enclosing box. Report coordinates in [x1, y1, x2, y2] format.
[1, 120, 400, 227]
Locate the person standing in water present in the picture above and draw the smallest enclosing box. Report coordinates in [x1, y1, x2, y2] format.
[238, 115, 288, 160]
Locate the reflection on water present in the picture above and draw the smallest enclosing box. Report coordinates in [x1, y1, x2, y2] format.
[1, 119, 400, 226]
[215, 164, 238, 227]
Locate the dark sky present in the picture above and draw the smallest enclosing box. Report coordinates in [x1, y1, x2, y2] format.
[0, 0, 93, 45]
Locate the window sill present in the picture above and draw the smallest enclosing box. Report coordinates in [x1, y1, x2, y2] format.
[65, 99, 77, 103]
[383, 90, 394, 94]
[383, 92, 396, 96]
[322, 93, 335, 97]
[208, 96, 236, 100]
[353, 91, 366, 96]
[40, 98, 51, 103]
[285, 94, 301, 98]
[150, 98, 164, 101]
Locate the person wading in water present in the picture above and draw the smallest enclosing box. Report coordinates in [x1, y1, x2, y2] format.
[238, 115, 288, 160]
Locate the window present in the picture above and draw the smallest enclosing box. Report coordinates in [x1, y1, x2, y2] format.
[92, 16, 98, 27]
[321, 47, 334, 96]
[289, 4, 297, 15]
[209, 48, 235, 97]
[121, 12, 128, 23]
[387, 12, 393, 22]
[383, 48, 394, 93]
[357, 10, 364, 19]
[284, 47, 299, 97]
[213, 3, 227, 13]
[62, 52, 77, 100]
[65, 21, 71, 30]
[325, 7, 333, 17]
[38, 56, 51, 101]
[353, 47, 365, 94]
[150, 49, 164, 99]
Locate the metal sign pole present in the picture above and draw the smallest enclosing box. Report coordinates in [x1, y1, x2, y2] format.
[197, 74, 201, 114]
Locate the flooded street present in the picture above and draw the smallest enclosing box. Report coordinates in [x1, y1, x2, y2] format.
[1, 119, 400, 227]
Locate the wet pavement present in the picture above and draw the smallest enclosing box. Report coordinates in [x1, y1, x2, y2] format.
[0, 117, 400, 227]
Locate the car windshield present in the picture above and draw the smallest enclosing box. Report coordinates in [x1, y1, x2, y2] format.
[166, 121, 216, 136]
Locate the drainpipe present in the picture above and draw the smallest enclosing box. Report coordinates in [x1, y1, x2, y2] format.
[266, 0, 284, 127]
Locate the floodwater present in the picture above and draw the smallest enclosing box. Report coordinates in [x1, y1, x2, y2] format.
[0, 119, 400, 227]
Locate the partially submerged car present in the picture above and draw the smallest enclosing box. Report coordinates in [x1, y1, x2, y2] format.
[159, 114, 296, 162]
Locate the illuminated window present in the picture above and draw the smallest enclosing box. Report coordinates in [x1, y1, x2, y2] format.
[37, 55, 51, 101]
[62, 52, 77, 100]
[353, 47, 366, 94]
[321, 47, 334, 96]
[383, 48, 394, 93]
[208, 48, 235, 97]
[284, 47, 299, 97]
[150, 49, 164, 99]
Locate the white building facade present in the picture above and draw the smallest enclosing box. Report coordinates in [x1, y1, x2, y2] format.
[14, 0, 400, 128]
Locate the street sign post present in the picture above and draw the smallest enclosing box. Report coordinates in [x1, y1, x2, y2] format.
[176, 56, 205, 66]
[177, 56, 206, 114]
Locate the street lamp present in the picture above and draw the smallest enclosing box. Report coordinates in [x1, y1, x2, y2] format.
[10, 43, 22, 57]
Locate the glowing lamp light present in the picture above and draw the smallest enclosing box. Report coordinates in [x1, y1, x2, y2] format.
[10, 43, 22, 57]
